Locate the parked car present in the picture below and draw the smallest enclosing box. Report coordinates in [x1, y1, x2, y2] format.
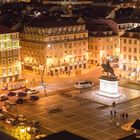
[7, 92, 16, 96]
[27, 89, 39, 94]
[16, 98, 28, 104]
[29, 96, 39, 101]
[17, 92, 27, 97]
[74, 80, 94, 89]
[0, 113, 6, 120]
[0, 96, 9, 101]
[16, 114, 27, 122]
[5, 118, 17, 125]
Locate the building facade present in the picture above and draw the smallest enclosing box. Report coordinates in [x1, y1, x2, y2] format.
[0, 25, 21, 84]
[120, 26, 140, 78]
[88, 24, 119, 65]
[20, 20, 89, 76]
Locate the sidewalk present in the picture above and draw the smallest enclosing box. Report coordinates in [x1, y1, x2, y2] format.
[23, 64, 98, 86]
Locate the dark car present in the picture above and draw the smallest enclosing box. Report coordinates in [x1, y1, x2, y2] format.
[7, 92, 16, 96]
[24, 88, 32, 93]
[30, 96, 39, 101]
[17, 92, 27, 97]
[0, 96, 9, 101]
[16, 98, 28, 104]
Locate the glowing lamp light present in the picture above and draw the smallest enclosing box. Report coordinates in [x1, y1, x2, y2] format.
[21, 128, 25, 133]
[27, 127, 30, 132]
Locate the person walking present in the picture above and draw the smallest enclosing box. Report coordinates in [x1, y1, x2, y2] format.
[114, 110, 117, 116]
[122, 112, 125, 119]
[125, 113, 128, 120]
[110, 110, 113, 116]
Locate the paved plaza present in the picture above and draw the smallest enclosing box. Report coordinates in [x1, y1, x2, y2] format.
[11, 87, 140, 140]
[75, 86, 140, 105]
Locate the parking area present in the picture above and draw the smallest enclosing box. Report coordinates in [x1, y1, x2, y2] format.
[7, 92, 140, 140]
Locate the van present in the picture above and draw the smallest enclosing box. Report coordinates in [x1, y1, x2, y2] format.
[74, 80, 94, 89]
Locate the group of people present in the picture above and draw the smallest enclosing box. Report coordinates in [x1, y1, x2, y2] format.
[120, 112, 129, 119]
[109, 102, 129, 127]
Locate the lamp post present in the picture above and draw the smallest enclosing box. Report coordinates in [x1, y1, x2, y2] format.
[39, 65, 44, 86]
[135, 61, 138, 80]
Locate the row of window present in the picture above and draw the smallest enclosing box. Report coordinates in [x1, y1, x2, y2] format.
[1, 57, 18, 66]
[24, 25, 86, 35]
[2, 66, 19, 76]
[0, 41, 19, 49]
[0, 33, 19, 40]
[123, 38, 138, 44]
[1, 49, 19, 57]
[23, 33, 88, 42]
[123, 46, 139, 53]
[123, 55, 139, 61]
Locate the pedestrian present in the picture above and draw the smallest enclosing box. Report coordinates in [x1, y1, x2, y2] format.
[114, 110, 116, 116]
[125, 113, 128, 119]
[122, 112, 125, 118]
[112, 102, 116, 108]
[110, 110, 113, 115]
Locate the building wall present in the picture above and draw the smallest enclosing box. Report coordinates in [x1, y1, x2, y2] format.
[21, 24, 89, 75]
[120, 34, 140, 77]
[89, 35, 119, 65]
[0, 32, 21, 83]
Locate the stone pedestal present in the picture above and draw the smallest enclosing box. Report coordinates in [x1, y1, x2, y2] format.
[98, 77, 120, 98]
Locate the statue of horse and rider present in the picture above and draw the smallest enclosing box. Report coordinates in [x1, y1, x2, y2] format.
[101, 59, 116, 78]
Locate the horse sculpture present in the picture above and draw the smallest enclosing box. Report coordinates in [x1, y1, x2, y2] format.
[101, 60, 116, 77]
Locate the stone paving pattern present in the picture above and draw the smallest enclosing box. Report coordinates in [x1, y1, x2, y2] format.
[13, 90, 140, 140]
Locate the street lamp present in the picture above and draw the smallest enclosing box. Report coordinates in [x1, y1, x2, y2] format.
[39, 65, 45, 86]
[134, 57, 138, 80]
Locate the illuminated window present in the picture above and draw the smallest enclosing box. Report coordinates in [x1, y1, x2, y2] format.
[129, 39, 132, 44]
[123, 46, 126, 51]
[8, 58, 12, 65]
[124, 39, 127, 43]
[1, 51, 5, 57]
[128, 55, 131, 61]
[134, 40, 137, 44]
[8, 50, 12, 56]
[134, 48, 137, 53]
[1, 59, 6, 65]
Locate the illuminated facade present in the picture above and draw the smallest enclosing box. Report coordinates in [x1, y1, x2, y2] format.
[88, 25, 119, 65]
[120, 26, 140, 78]
[21, 20, 88, 75]
[0, 25, 21, 83]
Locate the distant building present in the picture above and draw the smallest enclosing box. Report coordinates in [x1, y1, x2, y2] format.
[120, 26, 140, 78]
[0, 25, 21, 84]
[20, 18, 89, 75]
[88, 23, 119, 65]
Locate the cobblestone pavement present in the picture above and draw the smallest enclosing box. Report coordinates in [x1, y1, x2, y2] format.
[10, 89, 140, 140]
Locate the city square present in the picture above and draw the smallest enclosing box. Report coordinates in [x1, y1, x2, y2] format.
[0, 0, 140, 140]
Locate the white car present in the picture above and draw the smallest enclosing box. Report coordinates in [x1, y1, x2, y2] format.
[74, 80, 94, 89]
